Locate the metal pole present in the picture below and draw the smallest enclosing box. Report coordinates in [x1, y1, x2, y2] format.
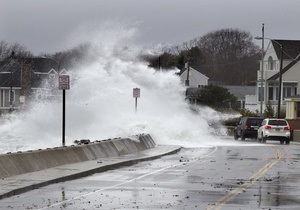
[62, 89, 66, 146]
[158, 56, 161, 70]
[135, 97, 137, 113]
[185, 60, 190, 86]
[62, 90, 66, 146]
[9, 51, 15, 111]
[10, 65, 13, 111]
[277, 44, 283, 118]
[260, 23, 264, 117]
[58, 62, 66, 146]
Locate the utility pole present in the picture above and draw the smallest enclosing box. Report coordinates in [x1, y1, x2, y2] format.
[260, 23, 264, 117]
[277, 44, 283, 118]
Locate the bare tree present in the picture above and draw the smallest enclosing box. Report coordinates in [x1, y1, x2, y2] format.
[0, 41, 10, 60]
[196, 28, 260, 85]
[9, 42, 33, 58]
[0, 40, 33, 60]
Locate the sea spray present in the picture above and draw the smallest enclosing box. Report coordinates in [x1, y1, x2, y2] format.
[0, 24, 240, 153]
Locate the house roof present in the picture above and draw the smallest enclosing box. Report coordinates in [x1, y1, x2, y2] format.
[179, 64, 209, 78]
[0, 57, 60, 73]
[285, 94, 300, 99]
[22, 57, 60, 73]
[0, 60, 21, 87]
[190, 67, 209, 79]
[272, 39, 300, 60]
[223, 85, 256, 99]
[0, 57, 61, 88]
[186, 87, 202, 98]
[267, 39, 300, 81]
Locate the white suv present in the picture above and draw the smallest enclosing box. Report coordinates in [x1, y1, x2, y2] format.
[257, 118, 291, 145]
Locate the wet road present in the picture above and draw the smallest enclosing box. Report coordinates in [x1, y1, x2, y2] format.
[1, 138, 300, 210]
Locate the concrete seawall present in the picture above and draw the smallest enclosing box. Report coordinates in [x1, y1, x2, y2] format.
[0, 134, 156, 178]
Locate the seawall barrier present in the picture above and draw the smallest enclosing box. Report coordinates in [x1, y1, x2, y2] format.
[0, 134, 156, 178]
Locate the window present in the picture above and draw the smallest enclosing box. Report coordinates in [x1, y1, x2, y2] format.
[247, 119, 263, 126]
[268, 119, 287, 126]
[268, 87, 274, 100]
[268, 56, 274, 70]
[258, 87, 264, 101]
[287, 87, 291, 97]
[283, 87, 292, 98]
[9, 90, 15, 102]
[297, 102, 300, 118]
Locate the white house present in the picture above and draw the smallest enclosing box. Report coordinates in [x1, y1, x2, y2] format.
[178, 63, 209, 103]
[179, 63, 209, 88]
[247, 39, 300, 114]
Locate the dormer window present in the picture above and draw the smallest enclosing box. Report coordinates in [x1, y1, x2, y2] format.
[268, 56, 274, 70]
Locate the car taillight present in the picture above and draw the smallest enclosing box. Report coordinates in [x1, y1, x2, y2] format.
[244, 125, 248, 129]
[264, 125, 271, 129]
[284, 126, 290, 130]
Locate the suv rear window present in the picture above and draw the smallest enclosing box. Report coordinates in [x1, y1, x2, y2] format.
[268, 120, 287, 126]
[247, 119, 263, 126]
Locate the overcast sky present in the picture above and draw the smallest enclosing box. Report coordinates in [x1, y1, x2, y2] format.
[1, 0, 300, 55]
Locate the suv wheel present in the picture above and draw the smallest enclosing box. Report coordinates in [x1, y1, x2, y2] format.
[262, 135, 267, 143]
[241, 133, 245, 141]
[286, 138, 290, 145]
[257, 134, 261, 142]
[234, 131, 238, 140]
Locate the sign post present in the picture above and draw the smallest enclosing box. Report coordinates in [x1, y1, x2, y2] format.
[133, 88, 140, 113]
[59, 75, 70, 146]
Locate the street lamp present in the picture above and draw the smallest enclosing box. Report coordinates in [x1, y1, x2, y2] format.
[254, 36, 283, 118]
[277, 43, 283, 118]
[254, 24, 264, 117]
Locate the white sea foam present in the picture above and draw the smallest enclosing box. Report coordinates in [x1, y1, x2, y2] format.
[0, 23, 240, 153]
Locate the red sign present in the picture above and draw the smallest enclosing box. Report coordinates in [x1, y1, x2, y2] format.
[59, 75, 70, 90]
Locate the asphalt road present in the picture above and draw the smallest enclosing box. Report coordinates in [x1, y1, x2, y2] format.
[1, 137, 300, 210]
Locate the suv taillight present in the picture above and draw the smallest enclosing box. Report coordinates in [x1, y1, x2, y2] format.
[264, 125, 271, 129]
[244, 125, 248, 129]
[284, 126, 290, 130]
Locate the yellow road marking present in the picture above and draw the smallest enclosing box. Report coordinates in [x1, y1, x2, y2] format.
[207, 146, 282, 210]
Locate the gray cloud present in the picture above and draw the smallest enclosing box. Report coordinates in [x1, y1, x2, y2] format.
[1, 0, 300, 54]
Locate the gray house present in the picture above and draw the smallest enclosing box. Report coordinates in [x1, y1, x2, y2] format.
[223, 85, 256, 109]
[0, 57, 67, 111]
